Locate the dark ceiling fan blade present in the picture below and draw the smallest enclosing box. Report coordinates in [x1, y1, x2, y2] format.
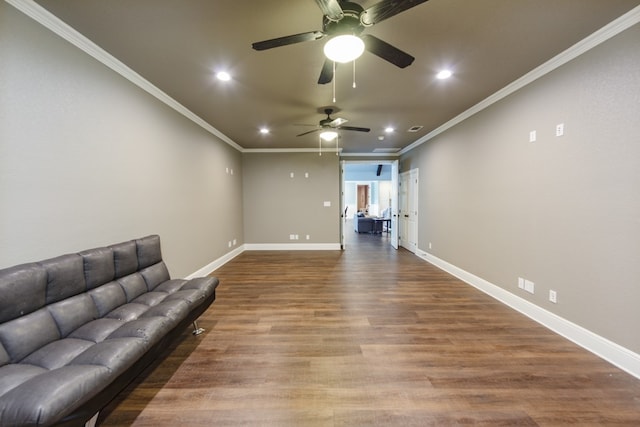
[296, 128, 321, 137]
[252, 31, 324, 51]
[317, 58, 335, 84]
[314, 0, 344, 21]
[339, 126, 370, 132]
[360, 0, 429, 26]
[362, 34, 414, 68]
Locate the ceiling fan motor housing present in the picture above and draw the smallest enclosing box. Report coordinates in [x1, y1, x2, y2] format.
[322, 2, 366, 36]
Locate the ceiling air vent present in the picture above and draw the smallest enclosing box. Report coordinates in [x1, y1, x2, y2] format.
[407, 126, 423, 132]
[373, 148, 400, 153]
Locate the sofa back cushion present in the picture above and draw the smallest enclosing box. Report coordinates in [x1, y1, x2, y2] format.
[47, 294, 99, 337]
[110, 241, 138, 278]
[40, 254, 86, 305]
[80, 247, 115, 290]
[0, 263, 47, 324]
[0, 308, 60, 363]
[89, 282, 127, 318]
[136, 235, 163, 269]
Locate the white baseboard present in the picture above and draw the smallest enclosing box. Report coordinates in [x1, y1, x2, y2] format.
[185, 246, 244, 279]
[244, 243, 341, 251]
[186, 242, 341, 278]
[415, 248, 640, 380]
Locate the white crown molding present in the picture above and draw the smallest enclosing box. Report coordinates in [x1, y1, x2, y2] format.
[6, 0, 243, 152]
[415, 248, 640, 380]
[340, 152, 400, 158]
[243, 148, 342, 154]
[400, 5, 640, 155]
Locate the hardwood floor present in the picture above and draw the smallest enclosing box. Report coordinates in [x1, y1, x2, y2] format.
[99, 231, 640, 426]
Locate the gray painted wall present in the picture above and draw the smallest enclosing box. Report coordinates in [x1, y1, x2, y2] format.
[1, 2, 243, 277]
[401, 23, 640, 353]
[243, 153, 340, 244]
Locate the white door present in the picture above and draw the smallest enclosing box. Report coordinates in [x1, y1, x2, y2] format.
[407, 169, 418, 253]
[340, 161, 347, 250]
[399, 171, 409, 251]
[399, 169, 418, 253]
[390, 160, 399, 249]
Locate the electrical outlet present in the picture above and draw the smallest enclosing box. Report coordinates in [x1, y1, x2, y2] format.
[529, 130, 537, 142]
[306, 235, 310, 240]
[549, 290, 557, 303]
[289, 234, 295, 240]
[518, 277, 525, 289]
[556, 123, 564, 137]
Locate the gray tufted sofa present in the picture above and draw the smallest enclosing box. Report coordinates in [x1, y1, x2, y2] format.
[0, 235, 219, 427]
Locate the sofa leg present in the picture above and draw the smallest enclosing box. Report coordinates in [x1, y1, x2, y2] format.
[85, 412, 99, 427]
[192, 321, 205, 335]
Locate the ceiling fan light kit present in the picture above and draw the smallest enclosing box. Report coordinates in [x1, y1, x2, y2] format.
[323, 34, 365, 63]
[319, 130, 339, 141]
[252, 0, 427, 84]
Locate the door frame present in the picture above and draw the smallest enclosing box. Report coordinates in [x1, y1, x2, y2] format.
[340, 159, 399, 250]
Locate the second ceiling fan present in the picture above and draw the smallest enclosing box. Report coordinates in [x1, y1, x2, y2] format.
[297, 108, 370, 137]
[252, 0, 429, 84]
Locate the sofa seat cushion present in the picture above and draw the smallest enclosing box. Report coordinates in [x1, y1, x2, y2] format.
[0, 364, 48, 397]
[22, 339, 95, 371]
[69, 318, 125, 343]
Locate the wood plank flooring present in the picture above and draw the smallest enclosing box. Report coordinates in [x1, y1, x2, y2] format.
[98, 231, 640, 426]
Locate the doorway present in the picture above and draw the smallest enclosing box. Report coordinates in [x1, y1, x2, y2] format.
[340, 160, 399, 250]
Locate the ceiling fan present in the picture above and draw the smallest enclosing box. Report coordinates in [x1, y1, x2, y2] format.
[297, 108, 370, 137]
[252, 0, 429, 84]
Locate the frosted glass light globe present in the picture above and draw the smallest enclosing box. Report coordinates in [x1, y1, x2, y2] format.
[323, 35, 365, 63]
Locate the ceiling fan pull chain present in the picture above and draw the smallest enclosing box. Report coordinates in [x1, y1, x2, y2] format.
[319, 135, 322, 156]
[353, 60, 357, 88]
[332, 61, 337, 103]
[336, 134, 340, 156]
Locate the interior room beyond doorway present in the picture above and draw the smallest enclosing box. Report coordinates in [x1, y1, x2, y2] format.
[342, 161, 398, 250]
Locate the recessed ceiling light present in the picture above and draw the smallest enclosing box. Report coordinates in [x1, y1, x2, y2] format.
[216, 71, 231, 81]
[436, 69, 452, 80]
[384, 127, 395, 133]
[259, 127, 269, 134]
